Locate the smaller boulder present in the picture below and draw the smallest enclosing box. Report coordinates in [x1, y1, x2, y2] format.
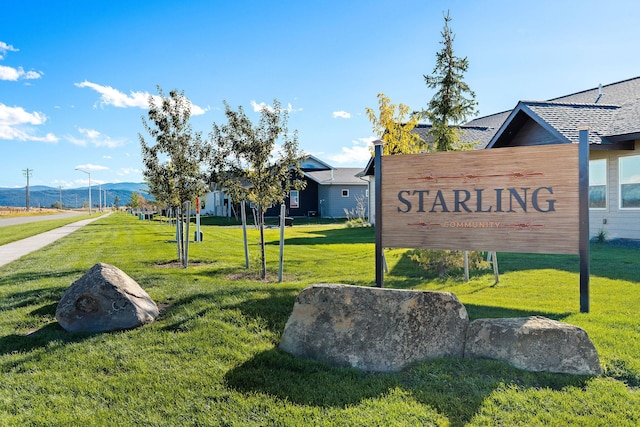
[464, 316, 602, 375]
[56, 263, 159, 333]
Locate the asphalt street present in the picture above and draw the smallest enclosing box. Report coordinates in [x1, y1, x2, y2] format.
[0, 211, 87, 227]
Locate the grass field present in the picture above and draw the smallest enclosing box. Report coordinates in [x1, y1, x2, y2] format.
[0, 214, 93, 246]
[0, 212, 638, 426]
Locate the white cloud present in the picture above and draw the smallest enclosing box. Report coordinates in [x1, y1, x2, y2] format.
[23, 70, 43, 79]
[0, 65, 21, 81]
[0, 103, 58, 142]
[0, 41, 18, 59]
[251, 100, 301, 114]
[75, 81, 207, 115]
[117, 167, 141, 176]
[65, 127, 126, 148]
[75, 81, 151, 109]
[190, 103, 209, 116]
[332, 111, 351, 119]
[75, 164, 110, 171]
[286, 102, 303, 113]
[0, 42, 42, 81]
[325, 137, 376, 165]
[0, 65, 42, 81]
[251, 100, 273, 113]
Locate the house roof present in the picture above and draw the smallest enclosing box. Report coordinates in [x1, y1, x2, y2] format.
[549, 76, 640, 105]
[305, 168, 367, 186]
[300, 155, 333, 171]
[412, 123, 494, 148]
[361, 76, 640, 175]
[479, 76, 640, 148]
[488, 101, 622, 147]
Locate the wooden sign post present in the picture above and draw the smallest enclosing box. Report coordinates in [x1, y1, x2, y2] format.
[374, 136, 590, 312]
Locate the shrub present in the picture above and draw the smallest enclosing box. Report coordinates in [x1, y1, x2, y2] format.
[408, 249, 490, 277]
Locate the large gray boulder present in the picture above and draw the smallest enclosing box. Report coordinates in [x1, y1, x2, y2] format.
[56, 263, 159, 333]
[464, 316, 602, 375]
[279, 284, 469, 372]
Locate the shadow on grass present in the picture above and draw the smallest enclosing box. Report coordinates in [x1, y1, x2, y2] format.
[0, 322, 92, 357]
[464, 304, 573, 321]
[0, 286, 68, 312]
[388, 245, 640, 287]
[266, 226, 374, 246]
[158, 287, 299, 334]
[488, 245, 640, 283]
[225, 349, 592, 425]
[385, 251, 494, 290]
[0, 268, 85, 288]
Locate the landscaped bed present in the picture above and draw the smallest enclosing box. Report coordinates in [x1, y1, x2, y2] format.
[0, 212, 637, 426]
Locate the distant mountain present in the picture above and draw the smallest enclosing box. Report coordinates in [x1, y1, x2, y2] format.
[0, 183, 152, 208]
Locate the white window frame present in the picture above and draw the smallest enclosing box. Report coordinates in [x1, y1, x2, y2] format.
[619, 154, 640, 210]
[589, 158, 607, 210]
[341, 189, 350, 198]
[290, 190, 299, 209]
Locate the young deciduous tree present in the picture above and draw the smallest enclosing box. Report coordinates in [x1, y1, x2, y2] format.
[139, 87, 210, 266]
[210, 99, 306, 280]
[128, 192, 144, 212]
[423, 11, 478, 152]
[366, 93, 425, 155]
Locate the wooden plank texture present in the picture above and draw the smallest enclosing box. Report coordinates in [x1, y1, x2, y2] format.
[381, 145, 579, 254]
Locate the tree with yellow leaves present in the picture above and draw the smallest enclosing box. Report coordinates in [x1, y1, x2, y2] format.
[365, 93, 425, 155]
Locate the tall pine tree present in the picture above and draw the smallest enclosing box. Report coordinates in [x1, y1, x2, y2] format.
[423, 11, 477, 152]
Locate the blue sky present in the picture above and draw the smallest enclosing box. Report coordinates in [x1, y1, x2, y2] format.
[2, 0, 640, 189]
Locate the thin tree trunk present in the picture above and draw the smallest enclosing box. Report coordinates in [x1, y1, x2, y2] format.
[175, 207, 182, 262]
[183, 201, 191, 268]
[259, 208, 267, 279]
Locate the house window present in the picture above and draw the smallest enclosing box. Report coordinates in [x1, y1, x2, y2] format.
[620, 155, 640, 209]
[341, 189, 349, 198]
[589, 159, 607, 209]
[290, 190, 299, 209]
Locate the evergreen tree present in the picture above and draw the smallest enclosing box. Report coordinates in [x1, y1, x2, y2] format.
[418, 11, 486, 277]
[423, 10, 477, 152]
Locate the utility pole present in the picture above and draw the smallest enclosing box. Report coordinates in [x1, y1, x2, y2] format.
[58, 186, 63, 209]
[22, 168, 32, 211]
[75, 168, 91, 214]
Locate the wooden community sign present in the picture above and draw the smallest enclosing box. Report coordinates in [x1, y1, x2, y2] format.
[380, 144, 580, 255]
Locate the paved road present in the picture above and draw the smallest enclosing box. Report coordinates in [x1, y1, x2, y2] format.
[0, 211, 87, 227]
[0, 213, 111, 267]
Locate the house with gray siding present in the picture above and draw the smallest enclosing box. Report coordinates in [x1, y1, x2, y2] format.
[204, 155, 368, 219]
[307, 167, 368, 219]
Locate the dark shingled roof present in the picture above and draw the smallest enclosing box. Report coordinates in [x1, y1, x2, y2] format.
[412, 124, 493, 148]
[525, 101, 619, 144]
[549, 76, 640, 106]
[460, 76, 640, 147]
[607, 99, 640, 138]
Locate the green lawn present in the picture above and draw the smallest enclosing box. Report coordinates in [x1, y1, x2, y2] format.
[0, 214, 93, 246]
[0, 212, 638, 426]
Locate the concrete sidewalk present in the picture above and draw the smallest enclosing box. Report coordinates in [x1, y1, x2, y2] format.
[0, 213, 111, 268]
